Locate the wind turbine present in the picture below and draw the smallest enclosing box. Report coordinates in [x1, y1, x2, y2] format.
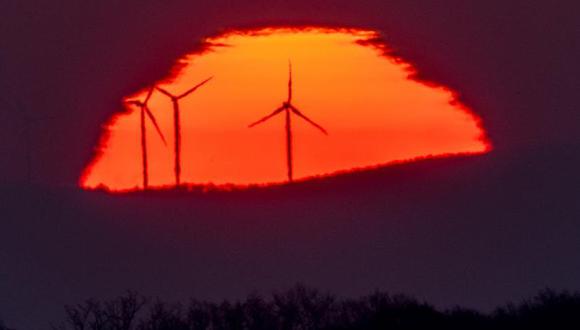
[156, 76, 213, 187]
[125, 87, 167, 190]
[248, 62, 327, 182]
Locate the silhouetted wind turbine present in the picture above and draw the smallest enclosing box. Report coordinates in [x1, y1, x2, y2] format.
[156, 77, 213, 187]
[125, 87, 167, 189]
[248, 62, 327, 182]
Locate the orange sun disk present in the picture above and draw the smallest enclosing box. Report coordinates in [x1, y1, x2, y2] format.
[80, 27, 491, 191]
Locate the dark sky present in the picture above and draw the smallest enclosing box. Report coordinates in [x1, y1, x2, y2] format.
[1, 1, 579, 329]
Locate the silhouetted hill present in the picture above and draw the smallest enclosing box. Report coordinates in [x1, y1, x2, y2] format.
[1, 143, 580, 329]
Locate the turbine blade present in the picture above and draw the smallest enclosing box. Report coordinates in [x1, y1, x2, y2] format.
[178, 76, 213, 99]
[289, 105, 328, 135]
[248, 106, 285, 128]
[144, 86, 155, 104]
[288, 60, 292, 103]
[155, 86, 174, 98]
[144, 106, 167, 146]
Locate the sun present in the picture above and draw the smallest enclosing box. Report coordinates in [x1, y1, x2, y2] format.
[80, 26, 491, 191]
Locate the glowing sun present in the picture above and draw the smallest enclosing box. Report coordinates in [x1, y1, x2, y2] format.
[80, 27, 491, 191]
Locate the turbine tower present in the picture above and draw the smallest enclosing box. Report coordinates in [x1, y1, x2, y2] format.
[125, 87, 167, 189]
[156, 76, 213, 188]
[248, 62, 327, 182]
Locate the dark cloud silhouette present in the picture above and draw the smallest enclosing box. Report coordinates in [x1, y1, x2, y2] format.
[0, 1, 579, 329]
[1, 1, 578, 184]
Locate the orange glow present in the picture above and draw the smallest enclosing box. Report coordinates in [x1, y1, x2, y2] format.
[80, 27, 491, 191]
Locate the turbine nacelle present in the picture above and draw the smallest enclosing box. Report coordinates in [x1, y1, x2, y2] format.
[124, 88, 167, 146]
[155, 76, 213, 188]
[156, 76, 213, 102]
[248, 62, 327, 182]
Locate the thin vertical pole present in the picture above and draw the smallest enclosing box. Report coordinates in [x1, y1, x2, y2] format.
[140, 108, 148, 189]
[173, 99, 181, 187]
[285, 107, 293, 182]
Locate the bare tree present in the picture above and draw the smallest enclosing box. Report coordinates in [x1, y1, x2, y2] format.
[186, 299, 212, 330]
[272, 284, 335, 330]
[137, 301, 188, 330]
[242, 294, 276, 330]
[103, 291, 147, 330]
[56, 292, 147, 330]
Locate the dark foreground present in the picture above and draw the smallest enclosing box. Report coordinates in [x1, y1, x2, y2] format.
[2, 286, 579, 330]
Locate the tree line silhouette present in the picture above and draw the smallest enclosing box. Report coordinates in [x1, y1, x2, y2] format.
[2, 285, 579, 330]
